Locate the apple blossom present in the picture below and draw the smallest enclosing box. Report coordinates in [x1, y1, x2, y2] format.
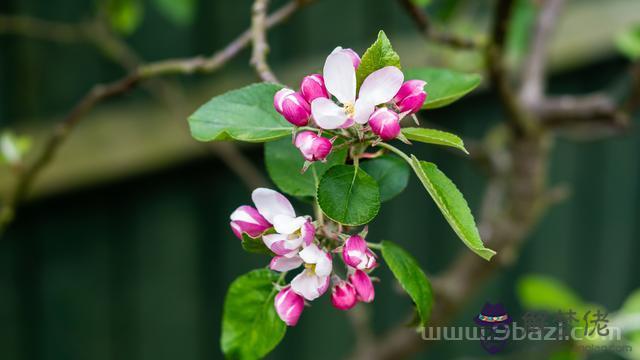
[368, 107, 401, 140]
[274, 88, 311, 126]
[275, 286, 305, 326]
[290, 244, 332, 300]
[229, 188, 312, 256]
[331, 46, 361, 69]
[331, 279, 357, 310]
[229, 205, 271, 239]
[294, 131, 333, 162]
[342, 235, 378, 271]
[310, 48, 404, 129]
[393, 80, 427, 114]
[349, 269, 375, 303]
[300, 74, 330, 103]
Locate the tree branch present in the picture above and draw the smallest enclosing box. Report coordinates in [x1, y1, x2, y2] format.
[251, 0, 279, 82]
[519, 0, 566, 108]
[486, 0, 539, 137]
[396, 0, 479, 50]
[0, 0, 311, 236]
[0, 14, 85, 42]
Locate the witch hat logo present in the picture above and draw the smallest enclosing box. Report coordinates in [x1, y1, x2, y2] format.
[474, 302, 512, 354]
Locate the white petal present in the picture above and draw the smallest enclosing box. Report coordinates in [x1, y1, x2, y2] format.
[270, 256, 303, 272]
[330, 46, 344, 54]
[273, 215, 307, 235]
[283, 236, 303, 250]
[353, 98, 375, 124]
[358, 66, 404, 105]
[252, 188, 295, 223]
[298, 243, 324, 264]
[323, 52, 356, 104]
[291, 270, 323, 300]
[314, 253, 332, 277]
[311, 98, 349, 130]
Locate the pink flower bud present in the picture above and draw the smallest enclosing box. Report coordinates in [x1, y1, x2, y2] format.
[300, 74, 329, 103]
[274, 286, 305, 326]
[393, 80, 427, 114]
[342, 235, 378, 271]
[274, 88, 311, 126]
[229, 205, 271, 239]
[349, 270, 375, 303]
[294, 131, 333, 162]
[333, 47, 361, 69]
[331, 280, 357, 310]
[368, 108, 401, 141]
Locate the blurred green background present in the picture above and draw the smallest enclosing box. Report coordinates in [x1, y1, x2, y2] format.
[1, 0, 639, 359]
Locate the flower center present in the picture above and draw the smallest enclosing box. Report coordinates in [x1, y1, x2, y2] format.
[304, 263, 317, 274]
[343, 102, 355, 117]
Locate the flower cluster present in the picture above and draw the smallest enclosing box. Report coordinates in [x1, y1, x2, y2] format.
[273, 47, 427, 163]
[230, 188, 379, 326]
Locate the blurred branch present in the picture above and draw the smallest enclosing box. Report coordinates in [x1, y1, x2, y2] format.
[486, 0, 539, 137]
[519, 0, 566, 108]
[0, 14, 85, 43]
[251, 0, 279, 82]
[208, 143, 270, 189]
[0, 0, 312, 236]
[396, 0, 479, 50]
[623, 61, 640, 114]
[538, 94, 629, 128]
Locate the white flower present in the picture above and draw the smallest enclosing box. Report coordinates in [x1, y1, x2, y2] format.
[311, 48, 404, 129]
[290, 244, 333, 300]
[252, 188, 314, 257]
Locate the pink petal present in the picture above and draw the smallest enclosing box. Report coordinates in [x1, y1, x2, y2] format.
[270, 255, 303, 272]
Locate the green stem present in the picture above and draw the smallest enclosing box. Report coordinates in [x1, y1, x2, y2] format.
[314, 199, 325, 227]
[376, 142, 412, 164]
[367, 242, 382, 250]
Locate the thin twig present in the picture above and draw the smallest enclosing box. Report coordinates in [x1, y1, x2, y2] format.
[0, 0, 311, 235]
[251, 0, 279, 83]
[396, 0, 479, 50]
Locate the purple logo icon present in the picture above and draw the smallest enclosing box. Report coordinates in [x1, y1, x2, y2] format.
[474, 302, 512, 354]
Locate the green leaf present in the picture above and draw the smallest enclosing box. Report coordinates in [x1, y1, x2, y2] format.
[507, 0, 537, 61]
[265, 137, 348, 197]
[188, 83, 293, 143]
[381, 240, 433, 326]
[517, 275, 586, 312]
[105, 0, 144, 35]
[403, 68, 481, 109]
[615, 25, 640, 61]
[356, 30, 402, 89]
[0, 132, 31, 165]
[241, 233, 272, 256]
[410, 156, 495, 260]
[620, 288, 640, 314]
[401, 128, 468, 154]
[360, 155, 410, 202]
[411, 0, 431, 6]
[317, 165, 380, 226]
[151, 0, 195, 26]
[221, 269, 285, 360]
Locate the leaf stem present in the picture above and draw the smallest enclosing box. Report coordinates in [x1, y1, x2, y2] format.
[375, 142, 412, 164]
[367, 242, 382, 250]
